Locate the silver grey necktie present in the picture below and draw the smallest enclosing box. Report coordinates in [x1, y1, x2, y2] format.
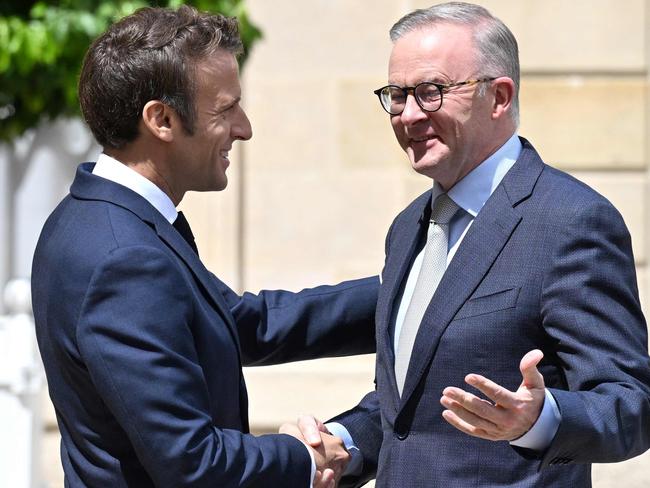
[394, 193, 460, 396]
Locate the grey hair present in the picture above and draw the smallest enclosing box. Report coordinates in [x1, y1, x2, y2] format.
[390, 2, 520, 124]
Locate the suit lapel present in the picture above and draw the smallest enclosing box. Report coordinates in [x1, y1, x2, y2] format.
[376, 192, 430, 413]
[396, 139, 545, 408]
[70, 163, 243, 353]
[154, 221, 243, 352]
[398, 186, 521, 405]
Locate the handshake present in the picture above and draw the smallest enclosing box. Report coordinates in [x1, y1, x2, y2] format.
[280, 416, 348, 488]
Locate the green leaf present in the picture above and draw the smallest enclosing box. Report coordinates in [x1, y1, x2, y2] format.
[0, 0, 262, 141]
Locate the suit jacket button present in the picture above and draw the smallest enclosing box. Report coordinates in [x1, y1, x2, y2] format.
[395, 430, 408, 440]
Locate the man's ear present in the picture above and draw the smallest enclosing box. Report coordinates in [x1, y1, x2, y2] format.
[142, 100, 176, 142]
[491, 77, 516, 120]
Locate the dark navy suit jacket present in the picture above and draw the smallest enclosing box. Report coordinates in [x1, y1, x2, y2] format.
[334, 139, 650, 487]
[32, 164, 378, 487]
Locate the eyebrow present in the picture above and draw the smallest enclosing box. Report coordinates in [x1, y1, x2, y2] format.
[211, 96, 240, 116]
[387, 76, 451, 86]
[222, 96, 241, 111]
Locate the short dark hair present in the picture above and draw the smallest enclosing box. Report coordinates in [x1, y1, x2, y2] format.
[79, 5, 242, 149]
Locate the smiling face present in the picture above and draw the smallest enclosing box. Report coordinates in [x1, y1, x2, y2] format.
[171, 50, 252, 193]
[388, 23, 503, 190]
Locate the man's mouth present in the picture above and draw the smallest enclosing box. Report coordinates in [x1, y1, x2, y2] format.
[410, 134, 438, 143]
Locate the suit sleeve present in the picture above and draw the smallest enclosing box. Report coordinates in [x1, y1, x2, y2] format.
[213, 276, 379, 366]
[540, 199, 650, 465]
[318, 219, 399, 486]
[76, 245, 312, 488]
[328, 390, 383, 488]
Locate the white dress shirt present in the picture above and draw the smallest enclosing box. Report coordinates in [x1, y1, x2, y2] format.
[328, 133, 561, 474]
[92, 153, 178, 223]
[92, 154, 318, 486]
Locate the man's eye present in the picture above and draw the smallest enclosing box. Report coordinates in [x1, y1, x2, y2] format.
[388, 90, 405, 104]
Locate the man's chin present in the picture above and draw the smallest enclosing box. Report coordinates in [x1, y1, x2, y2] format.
[212, 169, 228, 191]
[194, 177, 228, 192]
[409, 157, 440, 179]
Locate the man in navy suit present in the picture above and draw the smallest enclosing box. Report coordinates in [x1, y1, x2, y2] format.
[291, 2, 650, 486]
[31, 6, 378, 487]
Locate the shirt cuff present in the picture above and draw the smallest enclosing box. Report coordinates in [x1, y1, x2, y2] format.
[326, 422, 363, 477]
[509, 388, 561, 451]
[298, 440, 317, 487]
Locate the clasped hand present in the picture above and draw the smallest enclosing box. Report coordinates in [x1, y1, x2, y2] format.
[279, 417, 347, 488]
[281, 350, 546, 488]
[440, 349, 546, 441]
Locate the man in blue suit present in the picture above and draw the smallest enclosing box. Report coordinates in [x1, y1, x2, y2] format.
[31, 6, 377, 487]
[291, 2, 650, 486]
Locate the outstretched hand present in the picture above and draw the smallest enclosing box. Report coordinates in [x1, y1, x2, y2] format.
[279, 416, 344, 488]
[440, 349, 546, 441]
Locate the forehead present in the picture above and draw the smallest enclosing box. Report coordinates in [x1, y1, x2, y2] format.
[194, 50, 241, 100]
[388, 23, 477, 84]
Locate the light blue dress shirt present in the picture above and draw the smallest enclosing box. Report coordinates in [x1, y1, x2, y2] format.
[329, 133, 561, 474]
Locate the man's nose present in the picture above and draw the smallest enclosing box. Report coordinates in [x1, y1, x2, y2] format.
[399, 94, 429, 125]
[234, 107, 253, 141]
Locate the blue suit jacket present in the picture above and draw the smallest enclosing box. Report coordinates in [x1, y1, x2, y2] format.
[334, 139, 650, 487]
[32, 164, 378, 487]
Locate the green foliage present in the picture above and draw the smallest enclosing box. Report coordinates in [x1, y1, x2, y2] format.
[0, 0, 262, 142]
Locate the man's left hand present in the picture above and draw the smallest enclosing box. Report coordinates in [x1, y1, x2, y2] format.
[439, 349, 546, 441]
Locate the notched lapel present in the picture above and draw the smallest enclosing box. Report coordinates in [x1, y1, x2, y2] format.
[71, 163, 243, 358]
[396, 139, 545, 407]
[398, 185, 522, 406]
[377, 194, 431, 407]
[156, 223, 243, 353]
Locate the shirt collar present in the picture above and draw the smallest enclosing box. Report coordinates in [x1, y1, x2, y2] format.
[435, 132, 522, 217]
[92, 153, 178, 224]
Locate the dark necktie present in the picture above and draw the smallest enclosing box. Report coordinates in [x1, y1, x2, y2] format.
[173, 211, 199, 255]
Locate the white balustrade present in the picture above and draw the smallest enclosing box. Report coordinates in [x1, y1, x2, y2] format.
[0, 279, 43, 488]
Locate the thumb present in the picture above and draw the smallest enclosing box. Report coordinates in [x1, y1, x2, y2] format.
[298, 415, 326, 447]
[519, 349, 545, 389]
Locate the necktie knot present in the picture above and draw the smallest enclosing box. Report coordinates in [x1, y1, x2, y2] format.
[173, 211, 199, 255]
[430, 193, 460, 225]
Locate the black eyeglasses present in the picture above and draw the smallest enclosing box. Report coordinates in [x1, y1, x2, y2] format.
[373, 78, 497, 115]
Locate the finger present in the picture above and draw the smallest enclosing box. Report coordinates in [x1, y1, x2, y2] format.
[313, 470, 334, 488]
[441, 387, 507, 425]
[441, 409, 498, 441]
[299, 414, 328, 433]
[440, 387, 499, 422]
[464, 374, 517, 408]
[321, 468, 335, 485]
[440, 394, 499, 435]
[298, 415, 326, 446]
[519, 349, 545, 389]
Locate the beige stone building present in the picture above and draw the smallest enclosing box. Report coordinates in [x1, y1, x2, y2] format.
[41, 0, 650, 486]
